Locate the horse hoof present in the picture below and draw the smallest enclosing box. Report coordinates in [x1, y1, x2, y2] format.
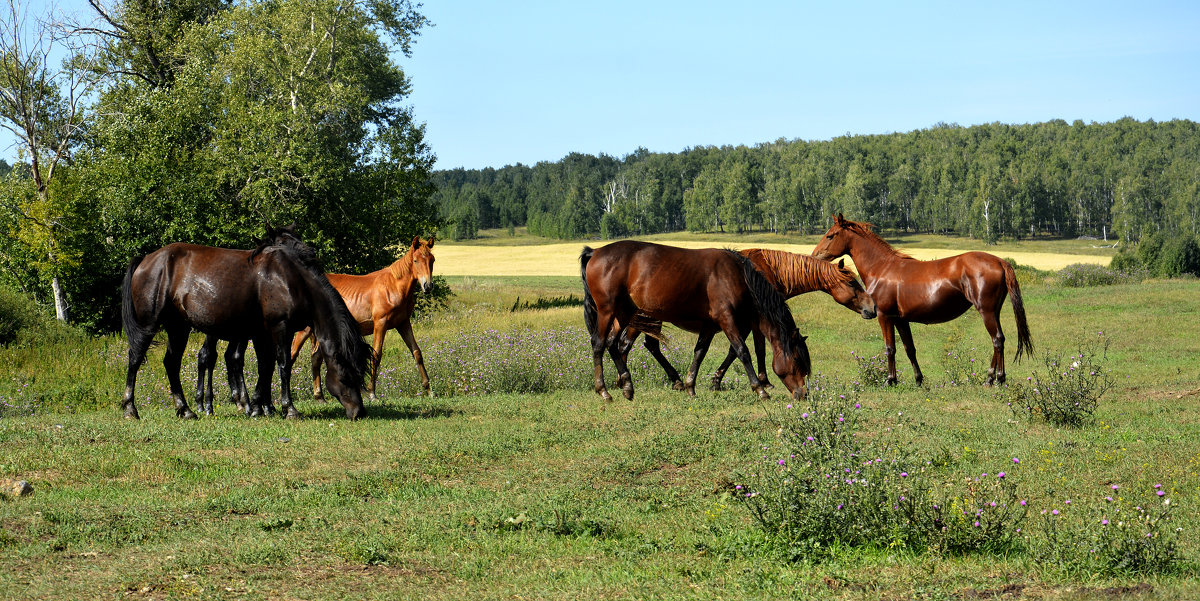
[672, 381, 685, 391]
[180, 410, 198, 420]
[758, 390, 771, 401]
[285, 409, 302, 420]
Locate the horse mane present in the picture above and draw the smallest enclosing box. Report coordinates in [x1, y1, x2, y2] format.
[266, 234, 371, 388]
[744, 248, 858, 293]
[841, 219, 912, 259]
[387, 246, 416, 280]
[727, 250, 811, 374]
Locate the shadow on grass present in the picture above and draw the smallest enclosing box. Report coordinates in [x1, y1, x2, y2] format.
[296, 399, 460, 421]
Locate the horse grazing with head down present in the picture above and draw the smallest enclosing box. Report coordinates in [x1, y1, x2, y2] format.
[811, 213, 1033, 386]
[121, 227, 372, 420]
[615, 248, 876, 391]
[581, 240, 811, 403]
[289, 236, 436, 401]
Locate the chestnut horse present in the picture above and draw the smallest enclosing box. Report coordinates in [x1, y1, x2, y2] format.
[617, 249, 876, 391]
[290, 236, 435, 401]
[121, 228, 372, 420]
[581, 240, 811, 402]
[811, 214, 1032, 386]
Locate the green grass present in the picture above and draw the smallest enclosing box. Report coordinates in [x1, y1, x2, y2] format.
[1, 270, 1198, 599]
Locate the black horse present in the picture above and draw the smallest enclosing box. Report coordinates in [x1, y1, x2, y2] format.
[121, 227, 372, 420]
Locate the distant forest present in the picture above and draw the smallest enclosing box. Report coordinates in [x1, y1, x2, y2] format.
[432, 118, 1200, 245]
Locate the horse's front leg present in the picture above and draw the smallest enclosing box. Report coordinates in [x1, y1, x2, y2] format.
[683, 330, 717, 397]
[752, 330, 772, 389]
[725, 327, 769, 400]
[396, 320, 430, 397]
[642, 337, 685, 391]
[164, 326, 198, 419]
[248, 337, 276, 417]
[894, 320, 923, 386]
[711, 348, 737, 391]
[274, 329, 301, 419]
[878, 315, 900, 386]
[224, 340, 249, 412]
[195, 336, 218, 415]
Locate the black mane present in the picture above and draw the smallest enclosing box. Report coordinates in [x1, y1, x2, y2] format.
[727, 250, 811, 374]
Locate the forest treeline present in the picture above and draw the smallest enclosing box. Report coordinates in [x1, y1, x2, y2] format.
[433, 118, 1200, 245]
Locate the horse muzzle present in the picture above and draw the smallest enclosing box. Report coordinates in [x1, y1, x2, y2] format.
[420, 279, 433, 294]
[862, 307, 877, 320]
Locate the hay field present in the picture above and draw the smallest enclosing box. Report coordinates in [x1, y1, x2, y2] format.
[434, 239, 1111, 276]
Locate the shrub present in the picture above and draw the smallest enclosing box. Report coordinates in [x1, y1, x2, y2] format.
[1031, 484, 1182, 576]
[849, 349, 889, 388]
[0, 285, 80, 347]
[1003, 339, 1114, 427]
[1057, 263, 1140, 287]
[1158, 234, 1200, 278]
[413, 275, 454, 319]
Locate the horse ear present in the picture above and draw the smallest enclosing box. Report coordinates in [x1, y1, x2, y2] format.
[835, 213, 845, 224]
[427, 235, 436, 248]
[411, 236, 421, 249]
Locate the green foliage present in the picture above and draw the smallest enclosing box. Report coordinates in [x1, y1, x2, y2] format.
[1057, 263, 1143, 287]
[433, 119, 1200, 242]
[411, 275, 453, 319]
[0, 285, 81, 347]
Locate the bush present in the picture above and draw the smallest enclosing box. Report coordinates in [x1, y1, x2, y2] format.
[0, 285, 80, 347]
[412, 275, 454, 319]
[1158, 234, 1200, 278]
[1057, 263, 1141, 287]
[1002, 339, 1114, 427]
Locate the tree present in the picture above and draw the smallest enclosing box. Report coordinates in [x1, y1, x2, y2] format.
[0, 0, 102, 321]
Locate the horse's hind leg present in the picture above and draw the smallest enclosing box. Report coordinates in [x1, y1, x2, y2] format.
[980, 310, 1006, 385]
[724, 328, 770, 400]
[122, 331, 154, 420]
[895, 320, 924, 386]
[607, 335, 635, 400]
[274, 330, 301, 419]
[248, 337, 277, 417]
[711, 348, 737, 391]
[195, 336, 218, 415]
[163, 325, 198, 419]
[225, 340, 248, 412]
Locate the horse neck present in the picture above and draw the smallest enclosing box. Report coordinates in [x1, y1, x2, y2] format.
[387, 256, 419, 291]
[844, 229, 904, 278]
[761, 250, 837, 297]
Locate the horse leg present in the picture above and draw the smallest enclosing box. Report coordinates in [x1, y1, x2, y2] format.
[195, 336, 217, 415]
[607, 336, 635, 400]
[611, 328, 637, 392]
[879, 316, 900, 386]
[682, 330, 717, 397]
[725, 327, 770, 400]
[980, 310, 1006, 385]
[163, 325, 198, 419]
[711, 347, 737, 391]
[895, 320, 923, 386]
[274, 328, 301, 420]
[396, 320, 431, 397]
[248, 337, 276, 417]
[589, 311, 619, 403]
[643, 337, 685, 391]
[753, 330, 772, 389]
[121, 330, 154, 420]
[225, 339, 249, 413]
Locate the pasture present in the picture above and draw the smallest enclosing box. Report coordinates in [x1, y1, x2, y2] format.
[2, 234, 1200, 600]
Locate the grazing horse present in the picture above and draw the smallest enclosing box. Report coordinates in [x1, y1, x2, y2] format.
[121, 228, 372, 420]
[289, 236, 436, 401]
[581, 240, 811, 402]
[615, 250, 876, 391]
[811, 213, 1033, 386]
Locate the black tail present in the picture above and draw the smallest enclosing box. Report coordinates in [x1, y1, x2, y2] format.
[121, 255, 156, 345]
[1003, 260, 1034, 361]
[580, 246, 601, 348]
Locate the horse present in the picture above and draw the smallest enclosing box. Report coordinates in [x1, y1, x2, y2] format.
[120, 227, 373, 420]
[289, 236, 435, 401]
[615, 249, 876, 391]
[811, 213, 1033, 386]
[580, 240, 812, 403]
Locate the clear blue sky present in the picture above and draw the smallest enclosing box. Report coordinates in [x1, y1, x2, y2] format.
[6, 0, 1200, 170]
[406, 0, 1200, 169]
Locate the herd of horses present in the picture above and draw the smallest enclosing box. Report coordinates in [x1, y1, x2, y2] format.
[119, 214, 1032, 420]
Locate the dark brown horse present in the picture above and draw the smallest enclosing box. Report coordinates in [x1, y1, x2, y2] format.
[581, 240, 811, 402]
[811, 214, 1032, 385]
[616, 249, 876, 391]
[121, 228, 372, 419]
[194, 336, 248, 415]
[289, 236, 436, 401]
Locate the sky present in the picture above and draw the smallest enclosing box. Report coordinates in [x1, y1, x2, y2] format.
[6, 0, 1200, 170]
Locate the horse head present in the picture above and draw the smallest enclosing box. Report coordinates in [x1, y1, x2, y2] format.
[829, 259, 877, 319]
[320, 350, 368, 420]
[772, 329, 810, 401]
[812, 213, 854, 261]
[407, 235, 436, 294]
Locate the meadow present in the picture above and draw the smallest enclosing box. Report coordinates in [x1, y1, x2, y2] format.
[2, 233, 1199, 600]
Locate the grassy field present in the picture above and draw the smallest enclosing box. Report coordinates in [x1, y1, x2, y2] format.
[2, 234, 1198, 600]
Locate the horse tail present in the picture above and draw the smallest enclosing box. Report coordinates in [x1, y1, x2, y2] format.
[732, 251, 811, 376]
[580, 246, 601, 347]
[1003, 260, 1034, 361]
[121, 254, 157, 346]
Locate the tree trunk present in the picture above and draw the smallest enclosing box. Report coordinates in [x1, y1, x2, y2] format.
[51, 276, 69, 322]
